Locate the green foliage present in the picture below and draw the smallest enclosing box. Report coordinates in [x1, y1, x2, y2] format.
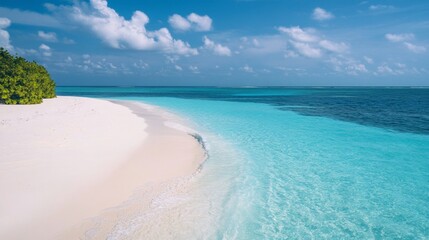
[0, 48, 56, 104]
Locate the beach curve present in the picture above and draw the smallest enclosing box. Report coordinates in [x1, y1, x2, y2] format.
[0, 96, 207, 239]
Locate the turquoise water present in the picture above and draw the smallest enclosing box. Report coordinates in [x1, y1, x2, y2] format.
[58, 87, 429, 239]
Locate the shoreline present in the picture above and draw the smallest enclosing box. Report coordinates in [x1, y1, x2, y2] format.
[113, 100, 209, 173]
[0, 96, 207, 239]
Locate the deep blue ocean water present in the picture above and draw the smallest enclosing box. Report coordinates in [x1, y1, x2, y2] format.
[57, 87, 429, 239]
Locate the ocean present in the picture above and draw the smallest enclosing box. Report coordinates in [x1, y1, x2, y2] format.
[57, 87, 429, 239]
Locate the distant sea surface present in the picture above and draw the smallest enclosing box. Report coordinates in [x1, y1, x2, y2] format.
[58, 87, 429, 239]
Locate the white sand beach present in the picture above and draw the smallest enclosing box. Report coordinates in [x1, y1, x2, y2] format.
[0, 97, 206, 239]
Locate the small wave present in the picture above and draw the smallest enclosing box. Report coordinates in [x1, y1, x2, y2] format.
[189, 132, 210, 173]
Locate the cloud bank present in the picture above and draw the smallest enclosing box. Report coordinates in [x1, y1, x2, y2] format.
[53, 0, 198, 55]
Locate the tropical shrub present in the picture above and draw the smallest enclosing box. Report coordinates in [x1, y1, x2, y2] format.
[0, 48, 56, 104]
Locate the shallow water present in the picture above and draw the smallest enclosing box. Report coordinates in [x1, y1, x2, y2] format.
[58, 87, 429, 239]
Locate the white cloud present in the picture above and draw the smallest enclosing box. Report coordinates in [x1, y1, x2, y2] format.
[24, 49, 37, 55]
[284, 50, 298, 58]
[54, 54, 138, 74]
[165, 55, 180, 64]
[403, 42, 426, 53]
[312, 8, 334, 21]
[0, 18, 11, 28]
[346, 63, 368, 74]
[369, 5, 394, 11]
[133, 60, 148, 69]
[290, 41, 321, 58]
[241, 65, 254, 73]
[168, 14, 191, 31]
[319, 40, 348, 53]
[169, 13, 212, 32]
[39, 44, 52, 56]
[375, 64, 420, 75]
[385, 33, 414, 42]
[63, 38, 75, 44]
[0, 31, 12, 50]
[57, 0, 197, 55]
[187, 13, 212, 31]
[278, 26, 351, 58]
[278, 26, 318, 42]
[329, 57, 368, 75]
[203, 36, 231, 56]
[384, 33, 426, 53]
[377, 64, 396, 74]
[174, 65, 183, 71]
[364, 56, 374, 64]
[189, 65, 199, 73]
[396, 63, 406, 68]
[0, 7, 60, 28]
[108, 62, 116, 69]
[38, 31, 57, 42]
[252, 38, 260, 47]
[0, 18, 13, 51]
[39, 44, 50, 51]
[244, 35, 287, 55]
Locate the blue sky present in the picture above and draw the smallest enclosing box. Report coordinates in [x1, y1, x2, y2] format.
[0, 0, 428, 86]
